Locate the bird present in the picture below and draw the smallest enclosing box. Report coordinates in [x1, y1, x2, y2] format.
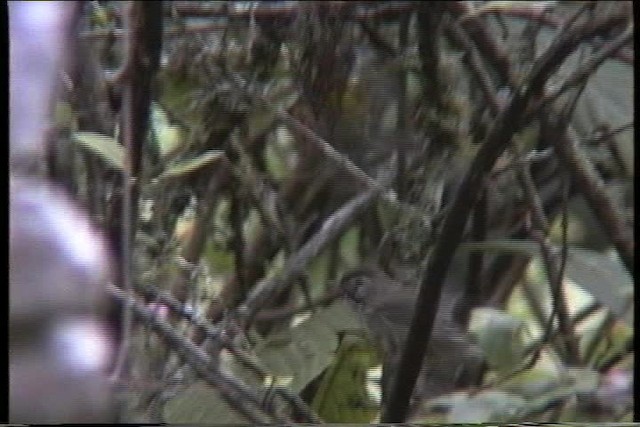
[340, 266, 484, 411]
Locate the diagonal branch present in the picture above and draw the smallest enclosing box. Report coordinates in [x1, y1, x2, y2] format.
[106, 284, 282, 424]
[381, 12, 630, 423]
[545, 121, 634, 275]
[238, 183, 387, 320]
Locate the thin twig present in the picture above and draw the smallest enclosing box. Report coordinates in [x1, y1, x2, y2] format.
[107, 284, 294, 424]
[529, 24, 633, 120]
[224, 71, 434, 231]
[545, 121, 634, 275]
[519, 159, 580, 363]
[446, 21, 501, 114]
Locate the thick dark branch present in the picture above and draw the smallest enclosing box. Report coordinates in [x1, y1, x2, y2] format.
[113, 0, 163, 382]
[120, 1, 163, 179]
[381, 77, 529, 425]
[381, 11, 626, 421]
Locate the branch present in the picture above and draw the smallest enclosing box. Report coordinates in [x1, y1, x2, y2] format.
[81, 2, 417, 40]
[526, 14, 629, 98]
[112, 0, 163, 382]
[238, 183, 386, 320]
[106, 284, 281, 424]
[517, 160, 580, 363]
[382, 74, 528, 425]
[224, 72, 434, 231]
[530, 24, 633, 119]
[381, 11, 627, 422]
[446, 21, 502, 114]
[545, 121, 634, 275]
[445, 1, 516, 87]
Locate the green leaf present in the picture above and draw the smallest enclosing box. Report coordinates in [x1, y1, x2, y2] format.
[311, 336, 380, 423]
[306, 250, 331, 298]
[447, 390, 526, 423]
[159, 75, 200, 126]
[563, 249, 634, 326]
[72, 131, 124, 171]
[164, 382, 250, 424]
[312, 300, 364, 334]
[565, 367, 600, 394]
[151, 102, 171, 130]
[270, 127, 297, 181]
[151, 103, 185, 158]
[157, 125, 184, 158]
[583, 319, 634, 369]
[254, 311, 339, 394]
[156, 150, 225, 181]
[264, 77, 299, 112]
[469, 307, 527, 374]
[459, 240, 634, 325]
[498, 367, 560, 398]
[339, 226, 361, 269]
[203, 242, 235, 275]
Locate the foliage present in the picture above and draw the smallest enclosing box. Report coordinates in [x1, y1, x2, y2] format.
[56, 0, 633, 423]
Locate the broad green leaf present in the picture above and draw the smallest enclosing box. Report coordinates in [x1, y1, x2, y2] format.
[219, 345, 268, 394]
[459, 240, 634, 325]
[156, 150, 225, 181]
[164, 382, 250, 424]
[469, 307, 527, 374]
[311, 336, 380, 423]
[498, 367, 560, 398]
[72, 131, 124, 171]
[563, 249, 634, 326]
[254, 311, 339, 393]
[264, 78, 300, 112]
[151, 102, 171, 131]
[339, 226, 361, 269]
[566, 367, 600, 394]
[584, 319, 634, 369]
[151, 103, 185, 158]
[521, 384, 580, 418]
[306, 250, 331, 299]
[159, 75, 200, 126]
[448, 390, 526, 423]
[312, 300, 364, 334]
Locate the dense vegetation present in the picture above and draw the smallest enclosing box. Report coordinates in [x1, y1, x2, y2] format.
[51, 1, 633, 423]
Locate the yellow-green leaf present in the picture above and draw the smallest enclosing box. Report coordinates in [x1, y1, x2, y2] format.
[311, 336, 380, 423]
[156, 150, 225, 181]
[72, 131, 124, 171]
